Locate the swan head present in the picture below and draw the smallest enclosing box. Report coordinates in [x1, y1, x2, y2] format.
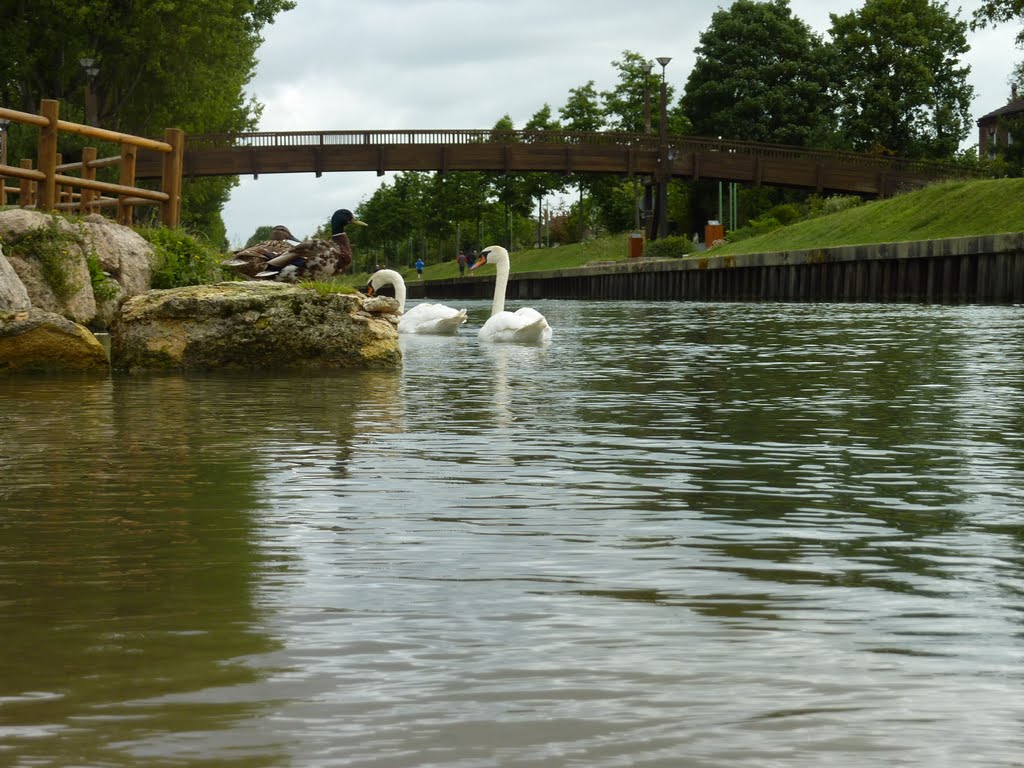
[366, 268, 403, 297]
[470, 245, 508, 270]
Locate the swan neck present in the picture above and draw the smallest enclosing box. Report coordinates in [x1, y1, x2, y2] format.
[492, 256, 509, 316]
[393, 275, 406, 313]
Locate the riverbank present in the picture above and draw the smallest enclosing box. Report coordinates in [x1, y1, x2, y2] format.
[409, 232, 1024, 305]
[353, 177, 1024, 289]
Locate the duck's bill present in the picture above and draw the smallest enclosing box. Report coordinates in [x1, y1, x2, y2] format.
[351, 218, 368, 227]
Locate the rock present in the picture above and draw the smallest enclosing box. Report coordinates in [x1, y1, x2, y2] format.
[78, 214, 153, 297]
[0, 247, 31, 312]
[0, 210, 96, 324]
[0, 308, 110, 374]
[110, 282, 401, 373]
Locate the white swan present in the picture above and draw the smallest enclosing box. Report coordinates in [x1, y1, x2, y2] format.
[367, 269, 468, 335]
[471, 245, 552, 344]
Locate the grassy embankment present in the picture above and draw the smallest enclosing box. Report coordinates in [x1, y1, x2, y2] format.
[349, 177, 1024, 286]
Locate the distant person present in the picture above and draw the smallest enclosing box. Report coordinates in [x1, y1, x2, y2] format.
[456, 250, 467, 277]
[415, 257, 425, 279]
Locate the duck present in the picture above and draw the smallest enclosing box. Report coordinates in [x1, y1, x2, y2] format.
[470, 245, 552, 344]
[367, 268, 468, 334]
[221, 225, 300, 278]
[255, 209, 367, 282]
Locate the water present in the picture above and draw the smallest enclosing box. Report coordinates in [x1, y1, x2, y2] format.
[2, 300, 1024, 767]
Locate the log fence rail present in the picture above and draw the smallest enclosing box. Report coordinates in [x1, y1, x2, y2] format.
[0, 99, 183, 227]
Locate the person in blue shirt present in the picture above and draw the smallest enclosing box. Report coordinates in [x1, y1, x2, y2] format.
[415, 258, 424, 279]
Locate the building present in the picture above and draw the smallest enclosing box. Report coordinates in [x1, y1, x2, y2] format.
[978, 84, 1024, 159]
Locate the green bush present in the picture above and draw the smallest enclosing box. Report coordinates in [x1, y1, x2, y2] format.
[138, 226, 227, 288]
[10, 220, 82, 301]
[644, 235, 695, 259]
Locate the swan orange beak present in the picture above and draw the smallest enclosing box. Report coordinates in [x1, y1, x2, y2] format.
[365, 283, 375, 296]
[469, 256, 488, 271]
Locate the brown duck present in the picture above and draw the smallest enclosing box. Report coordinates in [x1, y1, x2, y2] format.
[221, 225, 300, 278]
[255, 209, 367, 282]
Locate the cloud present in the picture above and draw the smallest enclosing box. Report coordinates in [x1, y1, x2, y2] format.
[220, 0, 1021, 247]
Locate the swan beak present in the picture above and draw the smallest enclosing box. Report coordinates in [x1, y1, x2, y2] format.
[469, 256, 488, 270]
[366, 284, 376, 296]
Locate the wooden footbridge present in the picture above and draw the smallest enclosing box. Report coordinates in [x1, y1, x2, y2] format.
[134, 128, 977, 198]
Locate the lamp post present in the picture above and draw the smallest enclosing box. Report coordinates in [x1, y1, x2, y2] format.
[79, 57, 100, 126]
[653, 56, 672, 240]
[0, 117, 8, 206]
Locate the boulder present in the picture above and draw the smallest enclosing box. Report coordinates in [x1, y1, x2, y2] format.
[78, 214, 153, 296]
[0, 210, 96, 324]
[0, 308, 110, 374]
[110, 281, 401, 373]
[0, 247, 31, 312]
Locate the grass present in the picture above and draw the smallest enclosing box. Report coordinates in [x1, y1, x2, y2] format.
[709, 177, 1024, 257]
[341, 177, 1024, 284]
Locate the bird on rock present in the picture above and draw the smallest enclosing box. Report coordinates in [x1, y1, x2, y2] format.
[255, 209, 367, 282]
[221, 225, 300, 278]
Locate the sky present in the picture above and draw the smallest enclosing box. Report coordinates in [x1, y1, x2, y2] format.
[220, 0, 1021, 247]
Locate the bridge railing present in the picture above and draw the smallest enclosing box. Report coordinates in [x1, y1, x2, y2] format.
[183, 128, 978, 181]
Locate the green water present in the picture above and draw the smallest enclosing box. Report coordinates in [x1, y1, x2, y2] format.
[2, 300, 1023, 767]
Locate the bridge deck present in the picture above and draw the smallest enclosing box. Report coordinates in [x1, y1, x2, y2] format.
[135, 130, 979, 197]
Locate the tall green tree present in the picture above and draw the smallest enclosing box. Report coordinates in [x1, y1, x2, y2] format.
[601, 51, 688, 136]
[972, 0, 1024, 43]
[0, 0, 295, 245]
[829, 0, 974, 159]
[681, 0, 836, 146]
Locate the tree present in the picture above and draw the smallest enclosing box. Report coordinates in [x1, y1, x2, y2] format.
[829, 0, 974, 159]
[0, 0, 295, 246]
[972, 0, 1024, 44]
[681, 0, 836, 146]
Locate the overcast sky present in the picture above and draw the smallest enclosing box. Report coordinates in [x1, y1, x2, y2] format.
[220, 0, 1020, 246]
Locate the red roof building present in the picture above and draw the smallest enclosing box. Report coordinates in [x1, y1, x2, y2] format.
[978, 84, 1024, 158]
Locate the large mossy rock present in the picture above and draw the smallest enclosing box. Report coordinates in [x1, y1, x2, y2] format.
[0, 308, 110, 374]
[110, 282, 401, 373]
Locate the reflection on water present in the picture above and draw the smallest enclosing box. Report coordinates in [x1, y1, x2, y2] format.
[2, 301, 1024, 766]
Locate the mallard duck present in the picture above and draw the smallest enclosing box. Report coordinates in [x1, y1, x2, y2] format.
[367, 269, 468, 334]
[221, 225, 299, 278]
[255, 209, 367, 282]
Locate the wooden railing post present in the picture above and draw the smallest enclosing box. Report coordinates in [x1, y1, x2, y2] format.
[80, 146, 97, 214]
[19, 159, 35, 207]
[160, 127, 184, 228]
[117, 143, 137, 225]
[37, 99, 59, 211]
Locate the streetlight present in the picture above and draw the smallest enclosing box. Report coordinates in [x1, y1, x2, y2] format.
[0, 117, 8, 206]
[79, 57, 100, 126]
[641, 60, 653, 134]
[654, 56, 672, 240]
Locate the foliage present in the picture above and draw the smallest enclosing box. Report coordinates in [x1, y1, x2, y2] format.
[86, 253, 120, 302]
[643, 235, 695, 259]
[682, 0, 837, 146]
[0, 0, 294, 243]
[137, 226, 228, 288]
[994, 114, 1024, 176]
[9, 221, 82, 301]
[245, 225, 275, 248]
[829, 0, 974, 159]
[971, 0, 1024, 44]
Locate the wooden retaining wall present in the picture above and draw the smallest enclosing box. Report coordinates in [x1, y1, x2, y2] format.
[412, 234, 1024, 305]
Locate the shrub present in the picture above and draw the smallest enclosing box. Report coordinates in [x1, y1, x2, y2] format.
[644, 235, 695, 259]
[138, 226, 227, 288]
[11, 220, 82, 301]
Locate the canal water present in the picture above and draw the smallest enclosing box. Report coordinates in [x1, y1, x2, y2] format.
[2, 299, 1023, 767]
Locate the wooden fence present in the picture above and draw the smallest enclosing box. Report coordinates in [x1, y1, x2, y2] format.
[0, 99, 183, 227]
